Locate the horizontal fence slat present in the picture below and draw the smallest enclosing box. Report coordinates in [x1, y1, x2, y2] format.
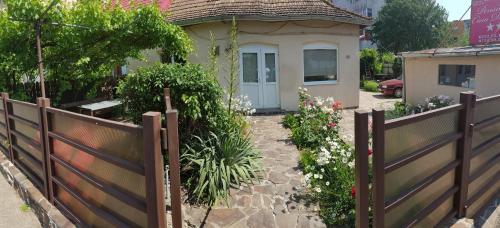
[6, 99, 37, 108]
[8, 114, 39, 129]
[471, 133, 500, 158]
[52, 177, 137, 228]
[10, 129, 40, 149]
[13, 160, 43, 189]
[53, 198, 84, 225]
[46, 107, 141, 134]
[469, 153, 500, 182]
[385, 160, 460, 213]
[48, 131, 145, 175]
[435, 210, 457, 228]
[385, 104, 463, 130]
[384, 132, 462, 173]
[476, 94, 500, 105]
[466, 171, 500, 207]
[12, 144, 43, 170]
[402, 186, 459, 228]
[473, 113, 500, 130]
[51, 154, 147, 212]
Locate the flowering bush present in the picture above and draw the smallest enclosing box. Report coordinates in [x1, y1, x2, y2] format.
[416, 95, 454, 113]
[288, 87, 343, 149]
[285, 87, 357, 226]
[225, 94, 256, 116]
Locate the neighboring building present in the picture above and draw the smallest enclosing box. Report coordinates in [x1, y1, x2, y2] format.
[451, 19, 471, 39]
[129, 0, 371, 111]
[331, 0, 385, 49]
[402, 44, 500, 105]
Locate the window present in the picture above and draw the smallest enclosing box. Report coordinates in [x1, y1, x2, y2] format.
[303, 43, 338, 85]
[438, 65, 476, 89]
[367, 8, 373, 17]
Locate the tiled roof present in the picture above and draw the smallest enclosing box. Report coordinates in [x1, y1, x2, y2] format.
[167, 0, 372, 26]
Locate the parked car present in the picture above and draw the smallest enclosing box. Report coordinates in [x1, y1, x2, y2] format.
[379, 78, 403, 98]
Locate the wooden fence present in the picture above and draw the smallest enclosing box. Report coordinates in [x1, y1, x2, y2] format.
[355, 92, 500, 227]
[0, 90, 183, 228]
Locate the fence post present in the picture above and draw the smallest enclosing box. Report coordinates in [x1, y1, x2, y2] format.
[166, 109, 182, 228]
[0, 93, 13, 161]
[355, 111, 370, 228]
[372, 109, 385, 228]
[454, 92, 476, 217]
[143, 112, 167, 228]
[37, 97, 52, 202]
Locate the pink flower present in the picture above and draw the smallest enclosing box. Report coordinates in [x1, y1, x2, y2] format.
[332, 101, 342, 110]
[327, 122, 337, 128]
[368, 149, 373, 156]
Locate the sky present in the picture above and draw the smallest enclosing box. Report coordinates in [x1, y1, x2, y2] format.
[435, 0, 472, 21]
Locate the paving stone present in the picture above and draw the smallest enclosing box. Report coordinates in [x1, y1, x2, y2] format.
[275, 214, 298, 228]
[247, 210, 276, 228]
[268, 171, 290, 184]
[254, 184, 275, 195]
[205, 208, 245, 227]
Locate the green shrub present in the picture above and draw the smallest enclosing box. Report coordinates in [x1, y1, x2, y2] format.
[182, 130, 261, 205]
[385, 101, 414, 120]
[117, 63, 226, 134]
[363, 80, 379, 92]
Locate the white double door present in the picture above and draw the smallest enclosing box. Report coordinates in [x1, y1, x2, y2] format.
[239, 45, 280, 109]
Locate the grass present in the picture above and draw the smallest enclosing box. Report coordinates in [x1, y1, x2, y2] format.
[20, 204, 30, 212]
[362, 80, 379, 92]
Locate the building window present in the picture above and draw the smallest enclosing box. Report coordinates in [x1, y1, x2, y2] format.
[303, 43, 338, 85]
[438, 65, 476, 89]
[367, 8, 373, 17]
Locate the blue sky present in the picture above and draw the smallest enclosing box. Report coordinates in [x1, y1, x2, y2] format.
[435, 0, 472, 21]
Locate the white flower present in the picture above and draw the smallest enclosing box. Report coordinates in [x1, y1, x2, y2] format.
[320, 168, 325, 173]
[319, 174, 323, 179]
[313, 174, 319, 179]
[315, 187, 321, 193]
[322, 126, 327, 130]
[325, 181, 330, 186]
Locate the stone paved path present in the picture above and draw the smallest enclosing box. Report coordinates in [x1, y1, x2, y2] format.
[182, 115, 325, 228]
[340, 90, 401, 143]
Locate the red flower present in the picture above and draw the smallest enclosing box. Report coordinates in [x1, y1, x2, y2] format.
[327, 122, 337, 128]
[332, 101, 342, 110]
[368, 149, 373, 156]
[309, 101, 315, 107]
[351, 186, 356, 198]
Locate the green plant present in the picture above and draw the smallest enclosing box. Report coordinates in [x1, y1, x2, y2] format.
[282, 113, 298, 129]
[363, 80, 379, 92]
[385, 101, 414, 119]
[117, 63, 225, 133]
[0, 0, 191, 104]
[20, 204, 30, 212]
[182, 130, 261, 205]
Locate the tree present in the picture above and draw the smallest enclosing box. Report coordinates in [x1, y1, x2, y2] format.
[371, 0, 449, 54]
[0, 0, 191, 105]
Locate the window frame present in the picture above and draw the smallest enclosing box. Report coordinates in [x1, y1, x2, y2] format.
[302, 43, 339, 86]
[437, 64, 476, 89]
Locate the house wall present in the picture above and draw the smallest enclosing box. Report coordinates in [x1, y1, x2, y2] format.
[404, 55, 500, 105]
[125, 20, 361, 111]
[185, 20, 361, 111]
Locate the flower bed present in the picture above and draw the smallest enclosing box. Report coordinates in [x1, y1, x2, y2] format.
[283, 88, 358, 226]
